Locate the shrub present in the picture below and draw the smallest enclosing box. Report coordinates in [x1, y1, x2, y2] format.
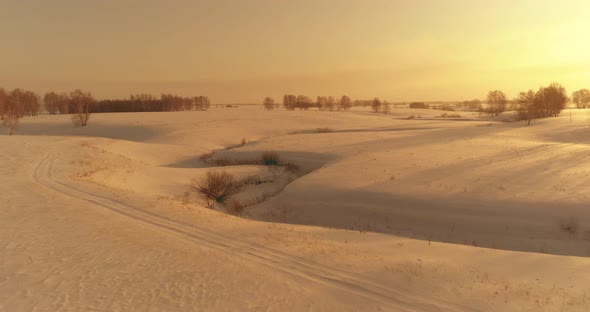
[263, 97, 275, 110]
[70, 89, 94, 127]
[261, 151, 280, 166]
[194, 171, 242, 207]
[371, 98, 381, 113]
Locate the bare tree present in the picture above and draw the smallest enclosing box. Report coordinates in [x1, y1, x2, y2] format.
[486, 90, 507, 117]
[324, 96, 335, 111]
[283, 94, 296, 110]
[537, 83, 568, 117]
[516, 83, 568, 124]
[4, 89, 24, 135]
[572, 89, 590, 109]
[371, 97, 381, 113]
[194, 96, 211, 111]
[0, 88, 6, 120]
[296, 95, 312, 110]
[316, 96, 332, 111]
[335, 96, 344, 111]
[70, 89, 94, 127]
[44, 92, 60, 114]
[182, 97, 194, 111]
[7, 89, 25, 118]
[516, 90, 537, 125]
[161, 94, 183, 111]
[2, 111, 18, 135]
[340, 95, 352, 110]
[263, 97, 275, 110]
[316, 96, 325, 111]
[57, 92, 71, 114]
[23, 90, 41, 116]
[203, 96, 211, 110]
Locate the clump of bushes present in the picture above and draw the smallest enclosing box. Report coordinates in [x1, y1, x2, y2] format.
[194, 171, 242, 207]
[194, 151, 302, 214]
[407, 114, 421, 119]
[261, 151, 280, 166]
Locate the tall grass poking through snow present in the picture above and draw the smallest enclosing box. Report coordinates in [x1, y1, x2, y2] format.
[194, 171, 242, 208]
[261, 151, 280, 166]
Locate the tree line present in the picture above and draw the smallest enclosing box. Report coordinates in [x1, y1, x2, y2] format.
[482, 83, 569, 124]
[45, 93, 211, 114]
[261, 83, 581, 126]
[262, 95, 396, 114]
[572, 89, 590, 109]
[263, 95, 353, 111]
[91, 94, 211, 113]
[1, 87, 211, 134]
[514, 83, 569, 125]
[0, 88, 42, 118]
[1, 88, 43, 135]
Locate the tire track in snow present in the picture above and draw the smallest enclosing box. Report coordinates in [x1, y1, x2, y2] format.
[33, 154, 476, 312]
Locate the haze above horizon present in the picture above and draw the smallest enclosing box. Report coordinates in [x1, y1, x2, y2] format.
[1, 0, 589, 103]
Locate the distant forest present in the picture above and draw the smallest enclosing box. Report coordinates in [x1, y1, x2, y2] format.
[0, 82, 587, 130]
[0, 88, 211, 118]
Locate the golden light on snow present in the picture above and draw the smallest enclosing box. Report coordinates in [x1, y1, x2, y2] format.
[4, 2, 590, 310]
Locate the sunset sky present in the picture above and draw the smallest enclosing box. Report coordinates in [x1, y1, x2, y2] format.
[1, 0, 589, 103]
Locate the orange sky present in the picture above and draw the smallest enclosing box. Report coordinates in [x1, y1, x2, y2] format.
[1, 0, 589, 103]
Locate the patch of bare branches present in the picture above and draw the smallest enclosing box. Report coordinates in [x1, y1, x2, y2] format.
[261, 151, 280, 166]
[70, 90, 94, 127]
[194, 171, 242, 208]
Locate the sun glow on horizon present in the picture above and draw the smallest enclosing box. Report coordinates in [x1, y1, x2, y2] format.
[1, 0, 590, 102]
